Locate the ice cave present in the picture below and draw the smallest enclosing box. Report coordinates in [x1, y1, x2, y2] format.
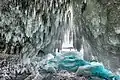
[0, 0, 120, 80]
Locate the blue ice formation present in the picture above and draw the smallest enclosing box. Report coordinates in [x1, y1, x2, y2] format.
[44, 51, 120, 80]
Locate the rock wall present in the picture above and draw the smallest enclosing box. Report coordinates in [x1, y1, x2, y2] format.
[73, 0, 120, 72]
[0, 0, 120, 73]
[0, 0, 73, 58]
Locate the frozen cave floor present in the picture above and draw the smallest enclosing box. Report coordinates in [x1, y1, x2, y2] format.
[0, 55, 99, 80]
[0, 52, 119, 80]
[0, 61, 101, 80]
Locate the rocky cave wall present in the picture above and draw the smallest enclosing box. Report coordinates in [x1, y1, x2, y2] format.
[0, 0, 120, 73]
[0, 0, 72, 59]
[73, 0, 120, 72]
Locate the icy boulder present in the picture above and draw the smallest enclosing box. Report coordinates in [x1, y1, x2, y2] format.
[43, 51, 120, 80]
[58, 52, 89, 72]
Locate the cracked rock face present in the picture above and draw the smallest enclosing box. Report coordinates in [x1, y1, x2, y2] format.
[73, 0, 120, 72]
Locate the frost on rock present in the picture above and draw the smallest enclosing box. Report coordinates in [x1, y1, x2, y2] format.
[0, 51, 120, 80]
[0, 0, 120, 80]
[0, 0, 73, 59]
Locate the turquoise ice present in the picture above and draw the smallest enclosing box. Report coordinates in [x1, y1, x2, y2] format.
[44, 51, 120, 80]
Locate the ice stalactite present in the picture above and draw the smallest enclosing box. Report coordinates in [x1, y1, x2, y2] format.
[0, 0, 72, 59]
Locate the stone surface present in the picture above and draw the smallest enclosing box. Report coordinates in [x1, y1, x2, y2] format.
[0, 0, 120, 77]
[0, 0, 72, 59]
[73, 0, 120, 72]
